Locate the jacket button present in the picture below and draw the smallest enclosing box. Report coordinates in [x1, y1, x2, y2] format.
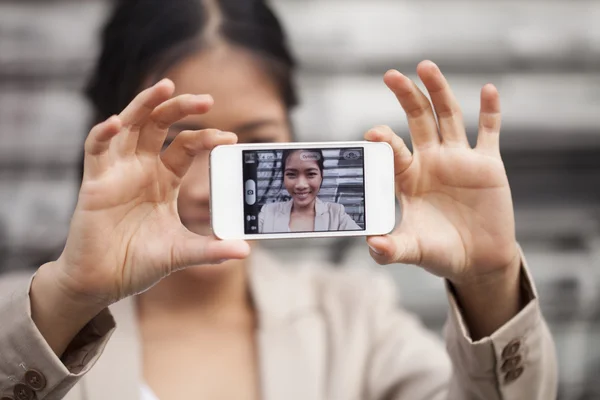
[24, 370, 46, 391]
[13, 384, 35, 400]
[504, 366, 524, 384]
[501, 355, 523, 373]
[501, 339, 521, 359]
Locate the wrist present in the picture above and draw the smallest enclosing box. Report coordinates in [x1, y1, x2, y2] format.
[454, 252, 521, 294]
[33, 261, 109, 318]
[30, 261, 108, 356]
[450, 251, 523, 339]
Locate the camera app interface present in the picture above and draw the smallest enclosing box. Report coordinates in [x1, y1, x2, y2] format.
[242, 147, 366, 234]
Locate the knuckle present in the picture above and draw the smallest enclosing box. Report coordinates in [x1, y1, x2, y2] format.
[154, 119, 171, 130]
[405, 103, 428, 119]
[369, 125, 394, 138]
[89, 121, 105, 136]
[435, 107, 458, 120]
[393, 135, 406, 146]
[177, 129, 199, 145]
[149, 110, 171, 130]
[178, 135, 199, 156]
[202, 128, 221, 136]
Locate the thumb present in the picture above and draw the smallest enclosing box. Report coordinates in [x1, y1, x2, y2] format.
[171, 231, 250, 270]
[367, 233, 421, 266]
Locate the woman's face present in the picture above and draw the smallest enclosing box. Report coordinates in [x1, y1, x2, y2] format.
[161, 45, 292, 235]
[283, 150, 323, 209]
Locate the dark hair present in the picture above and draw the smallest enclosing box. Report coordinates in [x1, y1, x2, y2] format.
[281, 149, 325, 177]
[85, 0, 298, 124]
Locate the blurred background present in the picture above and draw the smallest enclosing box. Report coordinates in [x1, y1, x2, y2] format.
[0, 0, 599, 398]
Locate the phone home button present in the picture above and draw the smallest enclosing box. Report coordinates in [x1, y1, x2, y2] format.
[245, 180, 257, 205]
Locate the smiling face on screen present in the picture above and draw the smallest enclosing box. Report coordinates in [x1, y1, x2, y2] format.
[282, 150, 323, 210]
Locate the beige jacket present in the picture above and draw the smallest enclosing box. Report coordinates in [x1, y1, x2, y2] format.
[259, 198, 361, 233]
[0, 248, 557, 400]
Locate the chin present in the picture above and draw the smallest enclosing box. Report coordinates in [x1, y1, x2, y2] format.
[293, 197, 315, 208]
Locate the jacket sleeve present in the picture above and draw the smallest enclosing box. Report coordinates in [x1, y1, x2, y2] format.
[365, 249, 558, 400]
[0, 272, 116, 399]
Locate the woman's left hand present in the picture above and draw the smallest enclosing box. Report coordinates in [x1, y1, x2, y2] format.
[365, 61, 520, 287]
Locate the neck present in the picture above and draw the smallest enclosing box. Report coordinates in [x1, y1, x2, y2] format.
[292, 199, 316, 215]
[136, 258, 253, 324]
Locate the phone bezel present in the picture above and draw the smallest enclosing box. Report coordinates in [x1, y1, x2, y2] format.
[210, 141, 395, 240]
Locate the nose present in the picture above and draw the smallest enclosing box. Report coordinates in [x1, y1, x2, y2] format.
[295, 175, 309, 190]
[178, 151, 210, 205]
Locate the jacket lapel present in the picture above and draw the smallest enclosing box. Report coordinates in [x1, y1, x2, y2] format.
[313, 198, 329, 231]
[82, 297, 141, 400]
[274, 200, 293, 231]
[249, 249, 326, 400]
[279, 198, 330, 231]
[79, 248, 324, 400]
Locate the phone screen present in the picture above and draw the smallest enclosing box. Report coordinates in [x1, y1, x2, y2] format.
[242, 147, 366, 234]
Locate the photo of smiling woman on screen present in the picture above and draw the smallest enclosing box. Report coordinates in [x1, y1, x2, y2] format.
[258, 149, 362, 233]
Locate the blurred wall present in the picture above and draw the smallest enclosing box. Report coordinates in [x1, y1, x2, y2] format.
[0, 0, 599, 398]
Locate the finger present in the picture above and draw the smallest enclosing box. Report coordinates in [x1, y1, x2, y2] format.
[476, 84, 502, 157]
[119, 79, 175, 126]
[364, 125, 413, 180]
[416, 60, 468, 147]
[83, 116, 122, 179]
[384, 69, 440, 149]
[137, 94, 214, 155]
[367, 233, 421, 266]
[171, 233, 250, 270]
[160, 129, 238, 178]
[114, 79, 175, 156]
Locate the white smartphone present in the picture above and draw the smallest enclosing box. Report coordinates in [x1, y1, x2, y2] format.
[209, 141, 396, 240]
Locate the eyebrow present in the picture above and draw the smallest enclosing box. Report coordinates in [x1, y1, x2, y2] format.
[170, 119, 282, 135]
[285, 168, 319, 173]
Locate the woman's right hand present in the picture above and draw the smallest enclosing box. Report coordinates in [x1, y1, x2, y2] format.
[31, 80, 249, 353]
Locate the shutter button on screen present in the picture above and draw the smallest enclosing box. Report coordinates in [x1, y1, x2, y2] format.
[245, 180, 256, 205]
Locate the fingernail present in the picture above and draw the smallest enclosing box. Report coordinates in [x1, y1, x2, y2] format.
[216, 259, 228, 264]
[368, 245, 383, 255]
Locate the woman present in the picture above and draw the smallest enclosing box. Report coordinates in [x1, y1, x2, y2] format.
[258, 149, 361, 233]
[0, 0, 557, 399]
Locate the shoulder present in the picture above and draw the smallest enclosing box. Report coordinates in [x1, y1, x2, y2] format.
[321, 201, 346, 214]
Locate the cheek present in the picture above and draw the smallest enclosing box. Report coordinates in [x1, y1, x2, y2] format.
[283, 176, 293, 189]
[310, 176, 322, 189]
